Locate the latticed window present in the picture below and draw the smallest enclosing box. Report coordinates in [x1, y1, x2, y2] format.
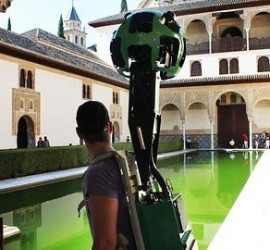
[190, 61, 202, 76]
[27, 71, 33, 89]
[230, 58, 239, 74]
[86, 85, 91, 99]
[113, 91, 119, 104]
[219, 59, 228, 74]
[82, 84, 91, 99]
[20, 69, 26, 87]
[258, 56, 270, 72]
[230, 93, 237, 103]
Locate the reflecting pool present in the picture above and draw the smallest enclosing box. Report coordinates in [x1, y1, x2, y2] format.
[0, 150, 262, 250]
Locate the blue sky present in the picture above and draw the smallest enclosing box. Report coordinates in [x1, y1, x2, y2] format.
[0, 0, 141, 46]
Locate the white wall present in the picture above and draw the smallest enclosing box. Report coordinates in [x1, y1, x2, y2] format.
[120, 91, 130, 141]
[0, 59, 18, 149]
[35, 69, 82, 146]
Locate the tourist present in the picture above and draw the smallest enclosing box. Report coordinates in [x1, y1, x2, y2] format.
[242, 134, 248, 149]
[254, 134, 259, 149]
[43, 136, 50, 147]
[37, 137, 43, 148]
[265, 134, 270, 149]
[260, 131, 266, 148]
[76, 100, 136, 249]
[229, 138, 235, 148]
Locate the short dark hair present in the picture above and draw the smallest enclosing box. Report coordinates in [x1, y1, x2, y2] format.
[76, 101, 110, 143]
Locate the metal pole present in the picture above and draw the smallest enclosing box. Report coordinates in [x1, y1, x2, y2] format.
[0, 217, 3, 250]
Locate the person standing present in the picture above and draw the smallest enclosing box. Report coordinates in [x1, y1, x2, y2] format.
[242, 134, 248, 149]
[43, 136, 50, 147]
[254, 134, 259, 149]
[76, 100, 136, 250]
[37, 137, 43, 148]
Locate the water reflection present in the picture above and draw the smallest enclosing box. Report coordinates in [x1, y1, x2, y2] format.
[158, 150, 263, 250]
[1, 179, 91, 250]
[0, 151, 263, 250]
[14, 205, 41, 250]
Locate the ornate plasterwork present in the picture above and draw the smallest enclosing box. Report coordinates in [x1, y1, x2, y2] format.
[253, 87, 270, 105]
[110, 104, 122, 133]
[159, 92, 180, 110]
[185, 90, 208, 109]
[12, 88, 40, 135]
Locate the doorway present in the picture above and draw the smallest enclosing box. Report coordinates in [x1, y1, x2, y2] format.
[17, 116, 35, 148]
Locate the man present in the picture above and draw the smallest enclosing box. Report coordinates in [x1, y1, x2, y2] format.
[76, 100, 136, 250]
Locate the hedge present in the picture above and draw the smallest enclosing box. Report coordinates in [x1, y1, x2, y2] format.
[0, 140, 183, 180]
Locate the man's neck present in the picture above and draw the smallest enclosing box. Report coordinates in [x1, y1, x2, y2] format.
[87, 141, 112, 159]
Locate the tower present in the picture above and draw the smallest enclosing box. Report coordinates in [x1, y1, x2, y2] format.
[64, 3, 87, 48]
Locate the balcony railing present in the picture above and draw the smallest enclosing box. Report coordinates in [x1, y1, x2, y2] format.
[249, 37, 270, 50]
[187, 41, 209, 55]
[187, 37, 270, 55]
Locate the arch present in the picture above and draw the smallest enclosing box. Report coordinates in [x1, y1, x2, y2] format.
[161, 104, 180, 132]
[112, 122, 120, 142]
[186, 102, 209, 146]
[221, 27, 242, 38]
[185, 19, 208, 44]
[216, 92, 248, 147]
[258, 56, 270, 72]
[82, 84, 86, 98]
[253, 99, 270, 132]
[219, 59, 228, 74]
[230, 93, 237, 103]
[221, 94, 227, 104]
[230, 58, 239, 74]
[20, 69, 26, 87]
[75, 35, 78, 44]
[17, 116, 35, 148]
[191, 61, 202, 76]
[87, 85, 91, 99]
[27, 70, 33, 89]
[250, 12, 270, 39]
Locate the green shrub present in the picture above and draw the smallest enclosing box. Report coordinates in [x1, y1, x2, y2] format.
[0, 140, 183, 180]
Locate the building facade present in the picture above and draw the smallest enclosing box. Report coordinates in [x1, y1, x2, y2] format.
[89, 0, 270, 149]
[1, 1, 270, 150]
[0, 10, 130, 149]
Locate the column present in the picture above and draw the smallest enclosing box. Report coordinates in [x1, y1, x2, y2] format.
[249, 118, 253, 149]
[210, 120, 214, 149]
[182, 121, 186, 150]
[240, 11, 251, 51]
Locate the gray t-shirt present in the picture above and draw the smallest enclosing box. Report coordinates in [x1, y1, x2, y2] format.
[83, 150, 136, 249]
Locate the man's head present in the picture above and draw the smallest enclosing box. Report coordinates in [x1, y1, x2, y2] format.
[76, 101, 111, 144]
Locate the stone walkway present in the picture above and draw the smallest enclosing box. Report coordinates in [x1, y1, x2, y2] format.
[208, 150, 270, 250]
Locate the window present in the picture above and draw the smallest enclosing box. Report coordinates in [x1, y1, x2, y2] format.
[20, 69, 26, 87]
[27, 71, 33, 89]
[20, 68, 34, 89]
[219, 58, 239, 74]
[230, 93, 237, 103]
[82, 84, 91, 99]
[219, 59, 228, 74]
[81, 37, 84, 46]
[230, 58, 239, 74]
[113, 91, 119, 104]
[190, 61, 202, 76]
[75, 35, 78, 44]
[221, 94, 227, 104]
[258, 56, 270, 72]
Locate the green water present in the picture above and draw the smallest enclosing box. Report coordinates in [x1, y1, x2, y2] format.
[0, 151, 262, 250]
